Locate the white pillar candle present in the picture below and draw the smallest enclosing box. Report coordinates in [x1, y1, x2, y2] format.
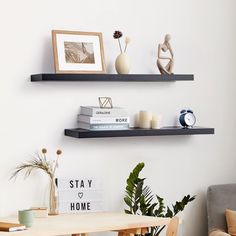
[139, 111, 152, 128]
[151, 115, 162, 129]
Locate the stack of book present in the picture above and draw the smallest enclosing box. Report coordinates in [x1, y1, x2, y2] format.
[78, 106, 129, 131]
[0, 222, 26, 232]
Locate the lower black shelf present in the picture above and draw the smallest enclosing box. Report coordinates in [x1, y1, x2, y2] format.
[64, 126, 215, 139]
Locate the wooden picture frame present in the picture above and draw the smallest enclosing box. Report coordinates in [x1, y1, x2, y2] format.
[52, 30, 106, 74]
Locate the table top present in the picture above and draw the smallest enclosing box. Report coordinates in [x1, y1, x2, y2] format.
[0, 212, 170, 236]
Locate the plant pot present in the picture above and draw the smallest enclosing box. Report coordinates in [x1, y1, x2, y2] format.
[115, 53, 130, 74]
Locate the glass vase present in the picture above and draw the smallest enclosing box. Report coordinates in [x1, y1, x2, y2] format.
[49, 176, 59, 215]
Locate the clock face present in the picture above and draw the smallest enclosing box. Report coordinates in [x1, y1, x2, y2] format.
[184, 113, 196, 126]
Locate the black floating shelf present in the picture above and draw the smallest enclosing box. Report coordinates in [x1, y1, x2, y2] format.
[31, 74, 193, 82]
[64, 126, 214, 139]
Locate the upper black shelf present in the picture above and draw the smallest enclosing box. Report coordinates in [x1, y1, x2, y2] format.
[31, 74, 194, 82]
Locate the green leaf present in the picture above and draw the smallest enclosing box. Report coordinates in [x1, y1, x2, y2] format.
[126, 163, 144, 186]
[124, 209, 132, 214]
[140, 195, 147, 215]
[147, 202, 158, 216]
[124, 196, 132, 208]
[124, 163, 145, 214]
[155, 195, 165, 216]
[172, 194, 196, 216]
[134, 180, 144, 202]
[165, 207, 173, 217]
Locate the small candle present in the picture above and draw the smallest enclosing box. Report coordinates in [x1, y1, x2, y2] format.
[139, 111, 152, 128]
[151, 115, 158, 129]
[151, 115, 162, 129]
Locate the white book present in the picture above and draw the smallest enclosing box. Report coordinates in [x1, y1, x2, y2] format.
[80, 106, 127, 117]
[78, 122, 129, 130]
[0, 222, 26, 232]
[77, 115, 130, 124]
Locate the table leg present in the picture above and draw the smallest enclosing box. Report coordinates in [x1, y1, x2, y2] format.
[116, 228, 148, 236]
[118, 232, 126, 236]
[141, 228, 148, 235]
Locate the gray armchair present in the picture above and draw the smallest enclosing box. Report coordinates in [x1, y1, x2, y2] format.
[207, 184, 236, 236]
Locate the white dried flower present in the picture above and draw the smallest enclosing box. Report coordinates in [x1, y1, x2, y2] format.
[125, 37, 131, 44]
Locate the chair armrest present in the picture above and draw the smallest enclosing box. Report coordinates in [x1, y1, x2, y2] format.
[209, 230, 230, 236]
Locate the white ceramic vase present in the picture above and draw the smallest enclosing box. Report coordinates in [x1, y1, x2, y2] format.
[115, 53, 130, 74]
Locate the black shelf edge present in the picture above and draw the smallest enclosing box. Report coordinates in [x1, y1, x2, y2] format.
[31, 74, 194, 82]
[64, 126, 214, 139]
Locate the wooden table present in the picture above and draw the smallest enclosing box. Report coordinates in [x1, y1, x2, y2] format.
[0, 212, 170, 236]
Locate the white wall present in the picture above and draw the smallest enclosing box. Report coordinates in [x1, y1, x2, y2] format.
[0, 0, 236, 235]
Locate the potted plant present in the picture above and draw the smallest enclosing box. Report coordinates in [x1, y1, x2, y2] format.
[124, 163, 196, 235]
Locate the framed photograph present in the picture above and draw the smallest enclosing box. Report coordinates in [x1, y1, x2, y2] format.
[52, 30, 106, 73]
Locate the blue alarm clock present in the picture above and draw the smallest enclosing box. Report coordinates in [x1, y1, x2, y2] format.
[179, 109, 196, 128]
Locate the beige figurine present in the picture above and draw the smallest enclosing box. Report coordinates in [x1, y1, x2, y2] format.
[157, 34, 174, 74]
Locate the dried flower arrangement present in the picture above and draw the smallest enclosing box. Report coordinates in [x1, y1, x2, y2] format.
[113, 30, 131, 53]
[10, 148, 62, 180]
[10, 148, 62, 215]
